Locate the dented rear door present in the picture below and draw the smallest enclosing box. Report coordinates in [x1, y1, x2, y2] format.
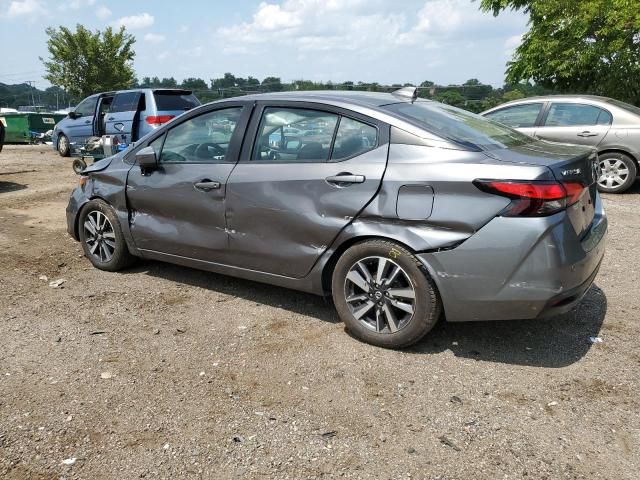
[224, 102, 388, 278]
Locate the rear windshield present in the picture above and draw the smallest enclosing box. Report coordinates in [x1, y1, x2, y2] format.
[153, 91, 200, 111]
[384, 101, 533, 151]
[604, 98, 640, 117]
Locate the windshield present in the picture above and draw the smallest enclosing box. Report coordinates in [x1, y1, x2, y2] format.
[605, 98, 640, 117]
[384, 101, 533, 151]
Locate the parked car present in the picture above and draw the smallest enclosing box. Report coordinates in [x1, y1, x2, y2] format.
[482, 95, 640, 193]
[66, 89, 606, 348]
[53, 89, 200, 157]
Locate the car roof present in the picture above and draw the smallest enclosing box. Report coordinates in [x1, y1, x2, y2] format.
[485, 94, 613, 110]
[238, 90, 409, 108]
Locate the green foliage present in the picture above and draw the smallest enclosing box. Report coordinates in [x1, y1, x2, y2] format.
[479, 0, 640, 104]
[41, 24, 136, 98]
[502, 89, 526, 101]
[180, 78, 208, 90]
[436, 90, 467, 108]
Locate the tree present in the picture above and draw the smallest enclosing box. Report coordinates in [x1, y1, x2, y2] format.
[436, 91, 466, 108]
[479, 0, 640, 104]
[261, 77, 283, 92]
[41, 24, 135, 98]
[180, 78, 208, 90]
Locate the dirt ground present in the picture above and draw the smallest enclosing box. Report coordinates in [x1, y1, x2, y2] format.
[0, 144, 638, 479]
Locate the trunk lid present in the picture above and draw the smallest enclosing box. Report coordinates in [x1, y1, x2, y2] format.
[484, 139, 598, 237]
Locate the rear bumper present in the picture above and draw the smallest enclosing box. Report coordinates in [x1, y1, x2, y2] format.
[418, 193, 607, 322]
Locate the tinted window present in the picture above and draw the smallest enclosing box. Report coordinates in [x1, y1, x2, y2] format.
[110, 92, 140, 113]
[545, 103, 610, 126]
[596, 109, 613, 125]
[331, 117, 377, 161]
[253, 108, 339, 162]
[158, 107, 242, 163]
[153, 91, 200, 111]
[385, 101, 532, 151]
[75, 96, 98, 117]
[484, 103, 542, 128]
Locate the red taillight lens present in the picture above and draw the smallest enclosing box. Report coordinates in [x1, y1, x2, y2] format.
[474, 180, 586, 217]
[145, 115, 175, 125]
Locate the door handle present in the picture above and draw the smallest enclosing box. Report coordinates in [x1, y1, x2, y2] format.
[577, 131, 599, 137]
[84, 120, 91, 124]
[107, 116, 115, 121]
[194, 180, 221, 192]
[326, 173, 366, 186]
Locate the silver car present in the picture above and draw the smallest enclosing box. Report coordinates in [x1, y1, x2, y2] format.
[66, 89, 607, 348]
[482, 95, 640, 193]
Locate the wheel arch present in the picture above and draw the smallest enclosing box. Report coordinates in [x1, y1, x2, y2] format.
[598, 148, 639, 172]
[72, 195, 112, 240]
[320, 234, 435, 294]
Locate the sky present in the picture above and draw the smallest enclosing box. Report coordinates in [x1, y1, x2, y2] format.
[0, 0, 528, 89]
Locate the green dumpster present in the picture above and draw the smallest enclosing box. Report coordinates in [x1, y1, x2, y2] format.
[0, 112, 67, 144]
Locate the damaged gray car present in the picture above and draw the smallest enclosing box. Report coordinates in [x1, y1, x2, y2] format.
[66, 89, 607, 348]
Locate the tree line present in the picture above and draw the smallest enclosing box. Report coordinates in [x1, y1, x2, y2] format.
[0, 76, 550, 114]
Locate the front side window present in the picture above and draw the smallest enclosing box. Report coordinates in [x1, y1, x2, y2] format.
[110, 92, 140, 113]
[75, 96, 98, 117]
[253, 108, 338, 162]
[158, 107, 242, 163]
[544, 103, 611, 127]
[385, 101, 532, 151]
[484, 103, 542, 128]
[331, 117, 377, 161]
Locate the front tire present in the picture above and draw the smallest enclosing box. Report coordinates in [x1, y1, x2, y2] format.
[597, 152, 637, 193]
[78, 199, 135, 271]
[57, 133, 70, 157]
[332, 240, 441, 349]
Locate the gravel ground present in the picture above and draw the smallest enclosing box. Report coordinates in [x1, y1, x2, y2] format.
[0, 145, 638, 479]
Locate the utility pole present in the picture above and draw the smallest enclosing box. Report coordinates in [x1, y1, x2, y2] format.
[26, 81, 36, 107]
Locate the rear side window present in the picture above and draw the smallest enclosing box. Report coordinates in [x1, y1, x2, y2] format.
[252, 108, 339, 162]
[385, 101, 532, 151]
[153, 91, 200, 111]
[484, 103, 542, 128]
[545, 103, 611, 127]
[109, 92, 140, 113]
[158, 107, 242, 164]
[331, 117, 377, 161]
[75, 96, 98, 117]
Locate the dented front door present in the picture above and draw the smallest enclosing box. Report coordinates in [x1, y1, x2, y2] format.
[125, 103, 250, 262]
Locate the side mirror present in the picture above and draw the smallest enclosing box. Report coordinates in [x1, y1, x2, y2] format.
[68, 111, 77, 119]
[136, 146, 158, 172]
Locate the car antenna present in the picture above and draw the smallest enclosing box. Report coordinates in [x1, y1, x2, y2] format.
[391, 86, 418, 103]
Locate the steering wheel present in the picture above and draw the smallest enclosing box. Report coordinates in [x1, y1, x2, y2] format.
[195, 142, 225, 160]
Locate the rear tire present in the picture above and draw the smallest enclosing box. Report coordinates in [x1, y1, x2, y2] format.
[78, 199, 135, 271]
[57, 133, 70, 157]
[597, 152, 637, 193]
[332, 239, 441, 349]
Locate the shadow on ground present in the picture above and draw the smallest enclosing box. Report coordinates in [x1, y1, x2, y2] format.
[0, 180, 27, 193]
[134, 261, 606, 368]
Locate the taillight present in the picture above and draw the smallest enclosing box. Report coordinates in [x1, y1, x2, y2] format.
[474, 180, 586, 217]
[145, 115, 175, 126]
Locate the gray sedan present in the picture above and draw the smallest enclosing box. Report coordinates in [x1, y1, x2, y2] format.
[482, 95, 640, 193]
[66, 89, 606, 348]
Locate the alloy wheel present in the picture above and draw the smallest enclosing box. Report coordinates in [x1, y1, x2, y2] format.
[59, 135, 68, 152]
[83, 210, 116, 263]
[344, 256, 416, 334]
[598, 157, 629, 189]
